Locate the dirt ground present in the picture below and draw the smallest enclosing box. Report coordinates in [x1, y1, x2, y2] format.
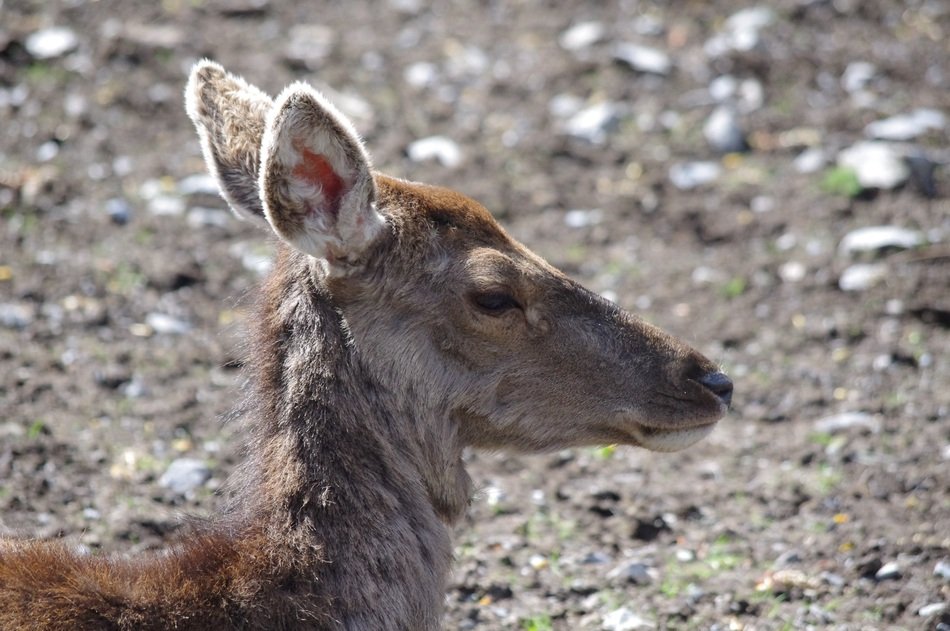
[1, 1, 948, 629]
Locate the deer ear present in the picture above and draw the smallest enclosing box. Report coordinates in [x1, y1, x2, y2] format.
[185, 60, 273, 225]
[259, 84, 385, 264]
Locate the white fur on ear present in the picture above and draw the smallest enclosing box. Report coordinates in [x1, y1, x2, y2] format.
[259, 84, 386, 264]
[185, 60, 274, 226]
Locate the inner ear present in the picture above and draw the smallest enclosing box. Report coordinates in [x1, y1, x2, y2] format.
[259, 85, 385, 263]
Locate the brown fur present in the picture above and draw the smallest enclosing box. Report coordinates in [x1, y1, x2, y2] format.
[0, 62, 731, 630]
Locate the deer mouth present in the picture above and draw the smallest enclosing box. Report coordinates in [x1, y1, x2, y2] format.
[628, 421, 718, 453]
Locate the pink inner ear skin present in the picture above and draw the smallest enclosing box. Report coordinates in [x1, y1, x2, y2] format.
[291, 142, 347, 217]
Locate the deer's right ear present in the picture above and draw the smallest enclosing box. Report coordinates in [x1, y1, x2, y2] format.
[258, 84, 385, 265]
[185, 60, 273, 225]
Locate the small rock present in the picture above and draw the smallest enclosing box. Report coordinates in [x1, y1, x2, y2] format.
[148, 195, 186, 216]
[212, 0, 270, 16]
[738, 78, 765, 112]
[875, 561, 901, 581]
[793, 147, 827, 174]
[865, 109, 946, 141]
[632, 14, 664, 36]
[548, 93, 584, 119]
[906, 153, 939, 199]
[839, 226, 924, 255]
[564, 209, 603, 228]
[188, 207, 230, 228]
[608, 562, 656, 585]
[613, 43, 672, 75]
[25, 26, 79, 59]
[145, 312, 192, 335]
[819, 571, 846, 588]
[404, 62, 438, 89]
[774, 549, 803, 567]
[159, 458, 212, 494]
[284, 24, 336, 69]
[119, 23, 184, 49]
[105, 198, 132, 225]
[582, 551, 611, 565]
[919, 603, 947, 617]
[814, 412, 880, 434]
[0, 303, 35, 329]
[709, 75, 738, 102]
[704, 106, 747, 153]
[407, 136, 463, 169]
[778, 261, 805, 283]
[675, 549, 695, 562]
[705, 6, 775, 56]
[177, 173, 220, 196]
[602, 606, 654, 631]
[935, 559, 950, 580]
[837, 141, 909, 189]
[564, 102, 624, 144]
[841, 62, 877, 94]
[668, 161, 721, 190]
[559, 21, 605, 52]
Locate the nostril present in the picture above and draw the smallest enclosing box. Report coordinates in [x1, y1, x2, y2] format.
[698, 371, 733, 407]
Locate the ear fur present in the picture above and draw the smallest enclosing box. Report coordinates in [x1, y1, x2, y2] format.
[259, 83, 385, 263]
[185, 60, 273, 225]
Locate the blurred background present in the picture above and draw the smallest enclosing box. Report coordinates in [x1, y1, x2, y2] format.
[1, 1, 948, 628]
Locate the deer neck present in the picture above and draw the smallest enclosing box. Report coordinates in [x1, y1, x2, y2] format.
[234, 247, 469, 625]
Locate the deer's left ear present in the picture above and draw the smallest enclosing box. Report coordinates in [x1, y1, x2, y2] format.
[259, 83, 386, 264]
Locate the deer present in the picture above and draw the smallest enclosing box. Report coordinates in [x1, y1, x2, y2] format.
[0, 61, 733, 630]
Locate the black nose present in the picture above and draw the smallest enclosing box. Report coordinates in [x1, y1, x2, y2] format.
[698, 371, 733, 407]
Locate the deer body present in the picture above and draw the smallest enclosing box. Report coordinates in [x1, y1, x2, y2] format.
[0, 62, 732, 630]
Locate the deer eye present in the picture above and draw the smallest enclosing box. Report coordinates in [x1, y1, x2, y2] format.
[470, 291, 521, 315]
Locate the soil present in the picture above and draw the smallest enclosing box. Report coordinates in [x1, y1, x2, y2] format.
[1, 1, 948, 629]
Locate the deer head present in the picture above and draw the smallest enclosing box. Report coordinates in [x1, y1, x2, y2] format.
[186, 61, 731, 458]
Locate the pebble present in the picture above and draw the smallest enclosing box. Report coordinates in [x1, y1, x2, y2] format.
[0, 303, 35, 329]
[837, 142, 909, 189]
[602, 607, 654, 631]
[865, 108, 946, 141]
[841, 61, 877, 94]
[105, 198, 132, 225]
[705, 6, 775, 56]
[177, 173, 220, 196]
[839, 226, 924, 255]
[839, 263, 887, 291]
[407, 136, 463, 168]
[919, 603, 947, 617]
[564, 209, 603, 228]
[608, 561, 656, 585]
[404, 62, 439, 89]
[25, 26, 79, 59]
[709, 75, 738, 102]
[559, 21, 605, 52]
[188, 207, 230, 228]
[159, 458, 212, 494]
[668, 161, 721, 190]
[145, 312, 192, 335]
[778, 261, 806, 283]
[117, 23, 184, 49]
[814, 412, 880, 434]
[703, 106, 747, 153]
[564, 102, 623, 144]
[874, 561, 901, 581]
[148, 194, 186, 216]
[935, 559, 950, 580]
[613, 43, 672, 75]
[793, 147, 828, 174]
[284, 24, 336, 69]
[774, 549, 803, 567]
[582, 551, 612, 565]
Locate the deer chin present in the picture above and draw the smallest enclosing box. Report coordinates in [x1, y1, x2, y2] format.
[628, 422, 718, 453]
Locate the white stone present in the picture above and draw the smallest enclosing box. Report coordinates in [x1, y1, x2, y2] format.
[918, 603, 946, 617]
[159, 458, 212, 494]
[814, 412, 880, 434]
[779, 261, 806, 283]
[865, 108, 946, 141]
[839, 226, 924, 254]
[794, 147, 827, 174]
[284, 24, 335, 69]
[841, 62, 877, 93]
[668, 161, 721, 190]
[148, 195, 186, 216]
[177, 173, 219, 196]
[404, 62, 438, 88]
[25, 27, 79, 59]
[564, 102, 623, 144]
[145, 313, 192, 335]
[407, 136, 463, 168]
[839, 263, 887, 291]
[837, 142, 909, 189]
[613, 43, 672, 75]
[559, 21, 605, 51]
[709, 75, 738, 102]
[564, 209, 603, 228]
[704, 106, 746, 153]
[602, 607, 655, 631]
